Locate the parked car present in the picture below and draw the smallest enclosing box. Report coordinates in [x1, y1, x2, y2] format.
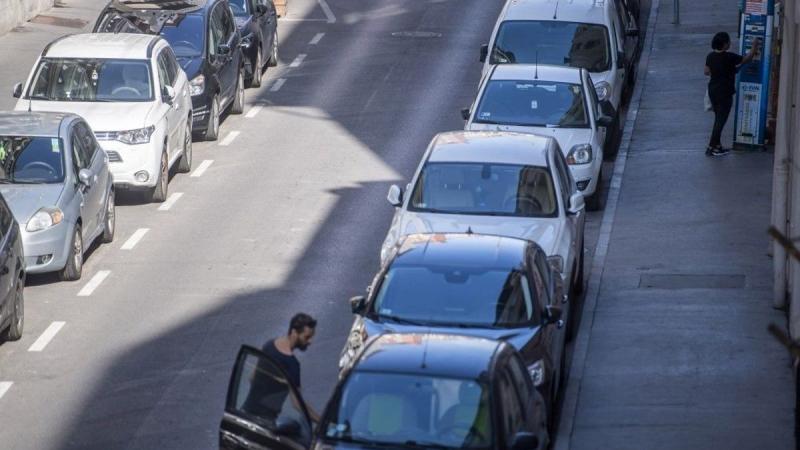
[341, 233, 568, 422]
[13, 33, 192, 203]
[380, 131, 586, 312]
[221, 333, 549, 449]
[93, 0, 246, 141]
[0, 112, 114, 281]
[0, 191, 25, 342]
[480, 0, 639, 140]
[229, 0, 278, 88]
[463, 65, 616, 209]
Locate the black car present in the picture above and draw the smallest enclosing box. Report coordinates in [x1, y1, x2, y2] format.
[0, 194, 25, 343]
[220, 333, 549, 449]
[229, 0, 278, 88]
[93, 0, 246, 141]
[341, 233, 568, 421]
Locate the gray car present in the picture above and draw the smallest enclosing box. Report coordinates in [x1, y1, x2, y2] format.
[0, 112, 115, 281]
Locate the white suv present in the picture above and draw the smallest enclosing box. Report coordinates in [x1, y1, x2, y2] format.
[14, 33, 193, 202]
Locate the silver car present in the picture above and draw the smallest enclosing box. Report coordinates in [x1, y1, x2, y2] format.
[0, 112, 115, 281]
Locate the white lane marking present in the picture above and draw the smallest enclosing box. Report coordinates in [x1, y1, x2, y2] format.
[289, 54, 307, 68]
[191, 159, 214, 178]
[270, 78, 286, 92]
[245, 105, 263, 118]
[28, 322, 65, 352]
[219, 131, 241, 147]
[309, 32, 325, 45]
[121, 228, 149, 250]
[158, 192, 184, 211]
[77, 270, 111, 297]
[319, 0, 336, 23]
[0, 382, 11, 400]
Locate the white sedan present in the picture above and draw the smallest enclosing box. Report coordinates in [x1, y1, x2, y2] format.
[380, 131, 586, 307]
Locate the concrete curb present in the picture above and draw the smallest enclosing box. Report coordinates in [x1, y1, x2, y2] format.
[553, 1, 661, 449]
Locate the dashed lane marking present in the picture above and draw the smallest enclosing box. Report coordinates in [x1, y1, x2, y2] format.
[219, 131, 241, 147]
[121, 228, 149, 250]
[28, 322, 65, 352]
[319, 0, 336, 23]
[270, 78, 286, 92]
[191, 159, 214, 177]
[309, 33, 325, 45]
[158, 192, 184, 211]
[0, 382, 11, 400]
[77, 271, 111, 297]
[289, 54, 307, 68]
[245, 105, 263, 118]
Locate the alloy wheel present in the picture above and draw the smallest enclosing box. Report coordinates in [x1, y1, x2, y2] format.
[106, 191, 115, 235]
[73, 231, 83, 273]
[14, 282, 23, 331]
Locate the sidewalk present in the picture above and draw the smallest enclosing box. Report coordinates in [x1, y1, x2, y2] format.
[559, 0, 795, 449]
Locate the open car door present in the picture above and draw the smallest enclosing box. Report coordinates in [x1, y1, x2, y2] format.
[220, 345, 314, 450]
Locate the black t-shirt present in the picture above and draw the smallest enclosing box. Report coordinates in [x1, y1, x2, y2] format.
[241, 340, 301, 423]
[262, 339, 301, 388]
[706, 51, 743, 96]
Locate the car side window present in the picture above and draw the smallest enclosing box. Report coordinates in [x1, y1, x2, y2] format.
[534, 252, 554, 306]
[70, 130, 89, 173]
[74, 122, 96, 164]
[220, 5, 235, 42]
[553, 150, 575, 201]
[0, 198, 11, 237]
[164, 48, 180, 82]
[156, 52, 171, 89]
[208, 7, 224, 56]
[497, 367, 526, 444]
[507, 355, 533, 417]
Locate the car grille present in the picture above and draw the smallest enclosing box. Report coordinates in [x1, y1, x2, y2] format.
[105, 151, 123, 163]
[94, 131, 118, 141]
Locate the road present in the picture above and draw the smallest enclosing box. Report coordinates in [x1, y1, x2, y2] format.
[0, 0, 642, 448]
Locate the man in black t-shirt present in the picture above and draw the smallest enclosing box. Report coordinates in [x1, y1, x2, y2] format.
[704, 32, 760, 156]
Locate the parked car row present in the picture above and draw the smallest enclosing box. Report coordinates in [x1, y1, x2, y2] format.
[0, 0, 279, 343]
[217, 0, 645, 449]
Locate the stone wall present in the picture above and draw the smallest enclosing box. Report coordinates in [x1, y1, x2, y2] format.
[0, 0, 55, 36]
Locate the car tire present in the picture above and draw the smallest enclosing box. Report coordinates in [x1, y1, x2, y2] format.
[2, 279, 24, 341]
[59, 225, 83, 282]
[148, 150, 169, 203]
[268, 31, 278, 67]
[177, 122, 192, 173]
[101, 188, 115, 244]
[586, 170, 603, 211]
[249, 48, 263, 88]
[231, 71, 245, 115]
[204, 95, 220, 141]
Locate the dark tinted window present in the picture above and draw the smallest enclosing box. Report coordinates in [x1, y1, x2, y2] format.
[0, 198, 11, 236]
[161, 14, 205, 57]
[497, 369, 525, 444]
[74, 122, 96, 162]
[228, 0, 252, 15]
[475, 80, 588, 128]
[0, 136, 65, 184]
[492, 20, 611, 72]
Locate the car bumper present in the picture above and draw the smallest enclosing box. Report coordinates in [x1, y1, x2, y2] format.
[569, 162, 600, 196]
[191, 96, 211, 132]
[99, 141, 161, 189]
[21, 221, 72, 274]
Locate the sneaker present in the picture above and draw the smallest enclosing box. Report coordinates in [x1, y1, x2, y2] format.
[705, 146, 714, 156]
[710, 147, 730, 156]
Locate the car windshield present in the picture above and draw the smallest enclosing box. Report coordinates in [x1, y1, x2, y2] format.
[228, 0, 251, 16]
[28, 58, 153, 102]
[160, 14, 205, 57]
[475, 80, 588, 128]
[410, 162, 558, 217]
[373, 265, 537, 328]
[492, 20, 611, 72]
[323, 372, 493, 449]
[0, 136, 65, 184]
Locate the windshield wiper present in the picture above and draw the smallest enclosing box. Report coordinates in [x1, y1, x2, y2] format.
[379, 315, 430, 326]
[332, 436, 398, 447]
[404, 441, 451, 449]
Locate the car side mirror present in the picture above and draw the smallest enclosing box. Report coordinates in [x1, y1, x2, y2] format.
[460, 108, 470, 121]
[275, 417, 301, 436]
[78, 168, 93, 187]
[511, 432, 539, 450]
[387, 184, 403, 207]
[546, 305, 564, 328]
[162, 85, 176, 104]
[12, 82, 22, 99]
[479, 44, 488, 63]
[617, 51, 625, 70]
[255, 3, 268, 14]
[597, 100, 616, 127]
[350, 295, 366, 315]
[626, 26, 640, 37]
[218, 44, 231, 56]
[569, 192, 585, 215]
[597, 115, 613, 128]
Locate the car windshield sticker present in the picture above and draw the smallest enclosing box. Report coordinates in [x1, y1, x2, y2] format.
[531, 100, 539, 109]
[480, 111, 492, 119]
[572, 85, 582, 95]
[51, 138, 60, 153]
[0, 143, 6, 162]
[516, 83, 534, 90]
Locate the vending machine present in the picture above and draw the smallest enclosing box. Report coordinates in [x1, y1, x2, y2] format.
[733, 0, 775, 149]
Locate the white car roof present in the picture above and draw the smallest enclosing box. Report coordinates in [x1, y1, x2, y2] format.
[502, 0, 609, 24]
[428, 131, 553, 167]
[489, 64, 584, 84]
[42, 33, 162, 60]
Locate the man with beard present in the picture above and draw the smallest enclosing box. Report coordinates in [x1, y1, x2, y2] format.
[242, 313, 321, 425]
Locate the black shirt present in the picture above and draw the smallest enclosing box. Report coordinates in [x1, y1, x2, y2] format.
[262, 339, 301, 388]
[240, 339, 301, 422]
[706, 51, 744, 96]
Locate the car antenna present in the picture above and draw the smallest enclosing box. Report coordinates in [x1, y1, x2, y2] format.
[535, 51, 539, 80]
[27, 89, 32, 113]
[466, 226, 474, 235]
[554, 0, 560, 19]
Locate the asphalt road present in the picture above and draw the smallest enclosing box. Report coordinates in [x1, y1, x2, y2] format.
[0, 0, 644, 448]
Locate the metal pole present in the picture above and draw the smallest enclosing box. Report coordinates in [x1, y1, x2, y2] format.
[672, 0, 680, 24]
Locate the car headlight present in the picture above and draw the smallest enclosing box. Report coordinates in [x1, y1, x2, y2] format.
[567, 144, 593, 165]
[594, 81, 611, 101]
[528, 360, 545, 387]
[189, 74, 205, 97]
[26, 207, 64, 232]
[339, 328, 366, 369]
[116, 126, 155, 145]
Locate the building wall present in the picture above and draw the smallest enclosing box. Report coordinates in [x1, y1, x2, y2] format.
[0, 0, 55, 37]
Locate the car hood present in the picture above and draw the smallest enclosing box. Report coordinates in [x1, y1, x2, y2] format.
[395, 211, 560, 255]
[175, 55, 203, 81]
[17, 100, 155, 132]
[0, 183, 65, 224]
[466, 123, 594, 155]
[365, 319, 540, 351]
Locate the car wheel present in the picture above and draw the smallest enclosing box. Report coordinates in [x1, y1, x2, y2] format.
[268, 31, 278, 67]
[59, 225, 83, 282]
[249, 48, 263, 88]
[149, 151, 169, 203]
[586, 170, 603, 211]
[101, 188, 115, 244]
[2, 279, 24, 341]
[231, 71, 245, 114]
[204, 95, 220, 141]
[177, 122, 193, 173]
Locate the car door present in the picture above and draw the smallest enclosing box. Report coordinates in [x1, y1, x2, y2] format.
[214, 3, 239, 105]
[220, 345, 314, 450]
[156, 49, 183, 161]
[208, 4, 233, 106]
[531, 252, 565, 391]
[256, 0, 277, 55]
[72, 122, 104, 240]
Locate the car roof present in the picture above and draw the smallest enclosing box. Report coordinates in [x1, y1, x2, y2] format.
[354, 333, 504, 380]
[392, 233, 530, 271]
[428, 131, 553, 167]
[43, 33, 161, 59]
[489, 64, 584, 85]
[0, 112, 76, 137]
[502, 0, 610, 24]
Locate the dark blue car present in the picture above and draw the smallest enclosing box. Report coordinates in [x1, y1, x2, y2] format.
[229, 0, 278, 88]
